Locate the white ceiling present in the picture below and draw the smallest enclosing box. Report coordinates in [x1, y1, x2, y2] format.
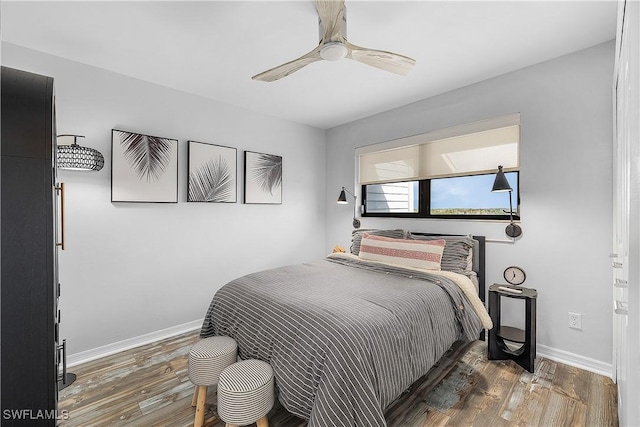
[1, 1, 617, 129]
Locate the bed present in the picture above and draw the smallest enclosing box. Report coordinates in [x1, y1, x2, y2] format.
[200, 230, 492, 427]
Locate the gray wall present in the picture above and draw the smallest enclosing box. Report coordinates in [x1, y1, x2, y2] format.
[2, 43, 327, 356]
[325, 41, 615, 368]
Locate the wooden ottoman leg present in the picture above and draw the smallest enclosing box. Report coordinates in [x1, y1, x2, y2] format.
[191, 386, 199, 407]
[194, 385, 207, 427]
[256, 416, 269, 427]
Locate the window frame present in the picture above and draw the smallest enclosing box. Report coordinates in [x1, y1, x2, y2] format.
[361, 171, 520, 221]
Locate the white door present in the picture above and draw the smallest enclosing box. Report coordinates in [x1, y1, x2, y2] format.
[612, 1, 639, 425]
[612, 33, 629, 405]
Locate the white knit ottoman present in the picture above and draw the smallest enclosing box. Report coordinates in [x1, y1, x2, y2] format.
[188, 336, 238, 427]
[217, 359, 275, 427]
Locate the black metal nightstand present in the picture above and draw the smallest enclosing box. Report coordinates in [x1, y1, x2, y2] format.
[488, 284, 537, 373]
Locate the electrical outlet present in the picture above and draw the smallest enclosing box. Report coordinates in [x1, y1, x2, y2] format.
[568, 312, 582, 330]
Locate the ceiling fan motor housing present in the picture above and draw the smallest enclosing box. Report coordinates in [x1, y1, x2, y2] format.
[320, 42, 348, 61]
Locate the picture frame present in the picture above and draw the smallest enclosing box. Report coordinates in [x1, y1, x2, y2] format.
[244, 151, 282, 204]
[188, 141, 237, 203]
[111, 129, 178, 203]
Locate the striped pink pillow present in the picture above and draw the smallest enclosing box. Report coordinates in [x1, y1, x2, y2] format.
[358, 233, 445, 271]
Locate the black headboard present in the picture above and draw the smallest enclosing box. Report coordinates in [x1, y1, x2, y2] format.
[473, 235, 486, 305]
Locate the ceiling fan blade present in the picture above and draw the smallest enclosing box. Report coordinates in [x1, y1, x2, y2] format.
[252, 45, 322, 82]
[315, 0, 345, 42]
[345, 41, 416, 76]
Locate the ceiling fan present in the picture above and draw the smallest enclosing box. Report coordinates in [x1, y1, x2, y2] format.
[252, 0, 416, 82]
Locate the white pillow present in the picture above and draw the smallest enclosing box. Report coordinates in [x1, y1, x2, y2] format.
[358, 233, 445, 271]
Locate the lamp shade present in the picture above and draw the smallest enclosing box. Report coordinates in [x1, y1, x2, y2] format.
[491, 165, 512, 192]
[57, 135, 104, 171]
[337, 187, 348, 204]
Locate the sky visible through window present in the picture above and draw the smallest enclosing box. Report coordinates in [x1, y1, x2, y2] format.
[431, 172, 518, 211]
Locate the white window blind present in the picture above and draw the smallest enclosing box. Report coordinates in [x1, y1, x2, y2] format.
[357, 114, 520, 185]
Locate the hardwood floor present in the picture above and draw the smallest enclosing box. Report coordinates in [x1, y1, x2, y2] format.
[59, 330, 618, 427]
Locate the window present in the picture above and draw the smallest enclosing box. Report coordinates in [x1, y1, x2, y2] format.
[429, 171, 519, 218]
[364, 181, 419, 214]
[362, 171, 519, 220]
[357, 114, 520, 220]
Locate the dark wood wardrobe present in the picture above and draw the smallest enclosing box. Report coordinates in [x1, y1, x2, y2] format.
[1, 66, 60, 425]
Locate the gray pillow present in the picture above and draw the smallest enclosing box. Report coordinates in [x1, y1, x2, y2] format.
[351, 229, 405, 255]
[407, 233, 475, 273]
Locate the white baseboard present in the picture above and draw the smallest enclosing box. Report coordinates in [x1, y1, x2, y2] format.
[67, 319, 203, 368]
[537, 344, 613, 379]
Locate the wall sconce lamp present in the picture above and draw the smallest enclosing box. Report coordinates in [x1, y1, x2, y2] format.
[337, 186, 361, 229]
[491, 165, 522, 238]
[57, 135, 104, 171]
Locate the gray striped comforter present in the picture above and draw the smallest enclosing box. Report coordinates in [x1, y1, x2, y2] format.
[200, 254, 482, 426]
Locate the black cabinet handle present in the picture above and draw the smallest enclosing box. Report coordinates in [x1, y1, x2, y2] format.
[55, 183, 65, 250]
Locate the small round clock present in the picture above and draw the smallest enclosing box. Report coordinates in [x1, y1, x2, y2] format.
[504, 266, 526, 285]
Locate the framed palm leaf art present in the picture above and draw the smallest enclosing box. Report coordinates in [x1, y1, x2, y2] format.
[244, 151, 282, 204]
[188, 141, 237, 203]
[111, 129, 178, 203]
